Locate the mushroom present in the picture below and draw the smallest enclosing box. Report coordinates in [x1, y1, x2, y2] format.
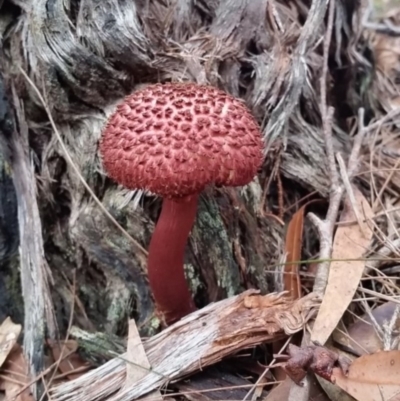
[100, 82, 263, 325]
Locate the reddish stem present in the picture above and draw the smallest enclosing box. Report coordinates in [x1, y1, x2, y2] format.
[147, 194, 198, 325]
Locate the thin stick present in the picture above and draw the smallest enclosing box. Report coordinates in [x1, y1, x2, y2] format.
[242, 336, 292, 401]
[348, 108, 366, 176]
[11, 274, 77, 401]
[308, 107, 339, 294]
[10, 349, 77, 400]
[310, 109, 367, 293]
[358, 287, 400, 305]
[39, 272, 77, 401]
[336, 153, 365, 235]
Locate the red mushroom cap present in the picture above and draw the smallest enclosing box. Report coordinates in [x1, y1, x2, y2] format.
[100, 83, 264, 198]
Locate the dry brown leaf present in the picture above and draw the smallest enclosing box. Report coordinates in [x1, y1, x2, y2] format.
[264, 378, 291, 401]
[284, 200, 322, 299]
[0, 344, 34, 401]
[48, 339, 91, 380]
[263, 377, 330, 401]
[333, 302, 398, 355]
[284, 205, 305, 299]
[311, 187, 374, 345]
[317, 375, 355, 401]
[332, 351, 400, 401]
[120, 320, 162, 400]
[0, 317, 22, 369]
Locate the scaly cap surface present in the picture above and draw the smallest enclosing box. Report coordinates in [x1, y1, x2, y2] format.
[100, 82, 264, 198]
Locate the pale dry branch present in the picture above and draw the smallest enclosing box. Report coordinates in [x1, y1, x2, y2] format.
[50, 291, 320, 401]
[310, 107, 367, 295]
[336, 153, 365, 236]
[10, 85, 57, 399]
[307, 107, 339, 295]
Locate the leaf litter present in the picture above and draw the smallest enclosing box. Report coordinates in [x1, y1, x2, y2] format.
[0, 318, 21, 369]
[333, 301, 400, 356]
[1, 1, 400, 401]
[0, 344, 34, 401]
[332, 351, 400, 401]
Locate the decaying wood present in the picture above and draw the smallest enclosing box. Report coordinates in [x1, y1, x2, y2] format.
[0, 83, 17, 252]
[9, 87, 57, 398]
[0, 77, 21, 325]
[51, 290, 320, 401]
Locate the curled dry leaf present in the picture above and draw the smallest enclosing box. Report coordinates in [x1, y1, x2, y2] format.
[333, 302, 399, 356]
[0, 317, 22, 369]
[311, 187, 374, 345]
[284, 205, 305, 299]
[48, 339, 92, 381]
[0, 344, 34, 401]
[332, 351, 400, 401]
[50, 290, 320, 401]
[283, 200, 322, 300]
[280, 344, 351, 385]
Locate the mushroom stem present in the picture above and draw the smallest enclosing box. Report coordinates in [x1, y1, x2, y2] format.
[147, 194, 198, 325]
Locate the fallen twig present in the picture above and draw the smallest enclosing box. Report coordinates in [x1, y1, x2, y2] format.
[50, 290, 320, 401]
[10, 84, 57, 399]
[309, 109, 367, 294]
